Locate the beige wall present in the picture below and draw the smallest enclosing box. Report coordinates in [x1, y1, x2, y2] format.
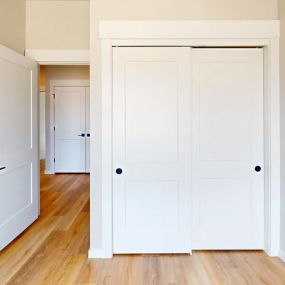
[96, 0, 278, 20]
[26, 1, 89, 49]
[279, 0, 285, 256]
[44, 65, 90, 172]
[0, 0, 25, 54]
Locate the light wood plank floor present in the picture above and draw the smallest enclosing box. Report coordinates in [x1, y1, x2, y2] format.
[1, 162, 285, 285]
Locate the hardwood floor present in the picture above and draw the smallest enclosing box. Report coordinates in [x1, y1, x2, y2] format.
[1, 161, 285, 285]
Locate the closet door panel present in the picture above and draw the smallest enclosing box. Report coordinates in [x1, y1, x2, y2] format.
[191, 49, 264, 249]
[113, 47, 191, 254]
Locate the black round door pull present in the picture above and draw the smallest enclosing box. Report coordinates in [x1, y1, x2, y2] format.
[116, 168, 123, 175]
[255, 166, 262, 172]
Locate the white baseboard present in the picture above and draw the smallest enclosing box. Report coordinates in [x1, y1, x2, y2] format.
[279, 250, 285, 263]
[44, 169, 55, 175]
[88, 248, 113, 259]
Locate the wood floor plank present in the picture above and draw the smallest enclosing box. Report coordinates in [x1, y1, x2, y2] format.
[1, 164, 285, 285]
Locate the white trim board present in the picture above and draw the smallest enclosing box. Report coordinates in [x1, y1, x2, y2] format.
[89, 20, 280, 259]
[25, 49, 90, 65]
[47, 80, 90, 175]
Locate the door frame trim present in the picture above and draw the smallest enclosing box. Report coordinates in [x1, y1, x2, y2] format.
[89, 20, 280, 258]
[47, 80, 90, 174]
[25, 49, 90, 65]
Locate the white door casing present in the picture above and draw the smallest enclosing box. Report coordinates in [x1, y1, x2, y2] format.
[40, 91, 46, 160]
[113, 47, 191, 253]
[54, 86, 86, 173]
[86, 87, 90, 172]
[191, 48, 264, 249]
[0, 45, 39, 250]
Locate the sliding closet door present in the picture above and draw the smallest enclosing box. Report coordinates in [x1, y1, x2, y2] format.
[113, 47, 191, 253]
[191, 49, 264, 249]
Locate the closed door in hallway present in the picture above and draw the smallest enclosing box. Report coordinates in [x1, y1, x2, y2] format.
[54, 86, 90, 173]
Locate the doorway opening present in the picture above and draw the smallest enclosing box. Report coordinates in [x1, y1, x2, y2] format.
[39, 65, 90, 175]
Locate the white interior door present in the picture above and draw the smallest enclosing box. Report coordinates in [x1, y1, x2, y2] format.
[0, 45, 39, 250]
[191, 48, 264, 249]
[113, 47, 191, 254]
[85, 87, 90, 173]
[54, 86, 86, 173]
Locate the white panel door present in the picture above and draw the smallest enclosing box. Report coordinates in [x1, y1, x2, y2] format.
[55, 86, 86, 173]
[85, 87, 90, 173]
[191, 49, 264, 249]
[0, 45, 39, 250]
[113, 47, 191, 253]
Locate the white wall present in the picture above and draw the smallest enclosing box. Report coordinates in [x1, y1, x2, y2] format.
[26, 0, 89, 49]
[45, 66, 90, 172]
[90, 0, 279, 254]
[279, 0, 285, 261]
[0, 0, 25, 54]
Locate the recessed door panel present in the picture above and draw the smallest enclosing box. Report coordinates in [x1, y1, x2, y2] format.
[125, 62, 178, 163]
[125, 181, 179, 231]
[113, 47, 191, 254]
[198, 62, 252, 161]
[0, 164, 32, 226]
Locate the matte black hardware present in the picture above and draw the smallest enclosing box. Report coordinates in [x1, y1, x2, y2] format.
[87, 133, 90, 137]
[116, 168, 123, 175]
[0, 167, 6, 171]
[255, 166, 262, 172]
[78, 133, 85, 137]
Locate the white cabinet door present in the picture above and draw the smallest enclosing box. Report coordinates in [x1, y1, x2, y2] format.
[85, 87, 90, 173]
[191, 49, 264, 249]
[113, 47, 191, 253]
[0, 45, 39, 250]
[54, 86, 86, 173]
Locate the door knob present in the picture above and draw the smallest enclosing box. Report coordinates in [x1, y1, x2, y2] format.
[87, 133, 90, 137]
[255, 166, 262, 172]
[116, 168, 123, 175]
[78, 133, 85, 137]
[0, 167, 6, 171]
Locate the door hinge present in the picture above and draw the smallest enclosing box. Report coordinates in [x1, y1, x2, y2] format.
[54, 126, 55, 131]
[54, 158, 55, 163]
[53, 93, 55, 99]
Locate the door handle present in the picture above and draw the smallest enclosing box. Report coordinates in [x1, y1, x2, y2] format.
[255, 166, 262, 172]
[78, 134, 85, 137]
[87, 133, 90, 137]
[0, 167, 6, 171]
